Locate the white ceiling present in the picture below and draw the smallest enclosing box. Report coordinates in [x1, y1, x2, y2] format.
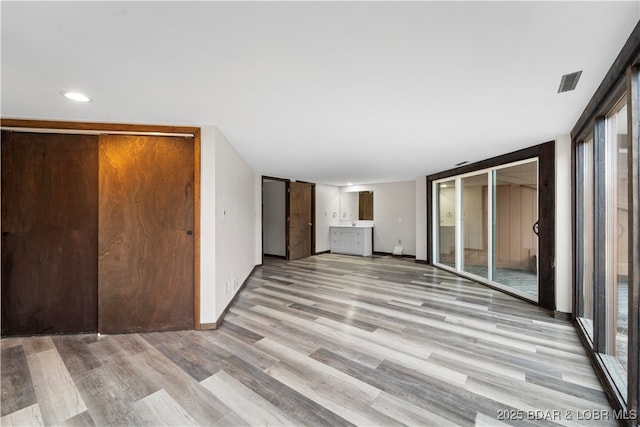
[2, 1, 639, 186]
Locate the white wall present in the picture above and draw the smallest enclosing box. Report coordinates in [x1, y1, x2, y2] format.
[315, 184, 340, 252]
[416, 177, 427, 261]
[199, 126, 217, 325]
[341, 181, 416, 255]
[254, 174, 262, 266]
[199, 126, 260, 325]
[263, 179, 286, 256]
[555, 134, 573, 314]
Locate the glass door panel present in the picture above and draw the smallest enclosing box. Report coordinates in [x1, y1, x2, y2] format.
[437, 180, 456, 268]
[493, 161, 538, 297]
[461, 174, 489, 279]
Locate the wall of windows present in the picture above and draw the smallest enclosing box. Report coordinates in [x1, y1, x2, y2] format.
[433, 159, 539, 301]
[572, 25, 639, 422]
[575, 95, 636, 413]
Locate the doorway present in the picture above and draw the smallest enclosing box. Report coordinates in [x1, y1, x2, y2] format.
[262, 177, 315, 261]
[262, 177, 288, 258]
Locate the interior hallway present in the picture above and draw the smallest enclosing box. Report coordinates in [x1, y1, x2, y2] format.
[1, 254, 615, 426]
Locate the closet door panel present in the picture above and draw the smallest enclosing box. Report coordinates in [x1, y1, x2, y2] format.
[1, 132, 98, 336]
[98, 135, 194, 333]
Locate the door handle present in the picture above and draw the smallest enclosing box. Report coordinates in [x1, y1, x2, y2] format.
[532, 221, 539, 236]
[308, 223, 313, 226]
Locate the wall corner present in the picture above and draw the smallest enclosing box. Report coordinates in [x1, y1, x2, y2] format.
[555, 134, 573, 314]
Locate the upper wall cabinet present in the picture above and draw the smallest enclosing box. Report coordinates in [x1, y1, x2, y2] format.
[340, 190, 374, 221]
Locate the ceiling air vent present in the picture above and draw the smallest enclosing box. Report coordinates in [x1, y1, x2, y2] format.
[558, 71, 583, 93]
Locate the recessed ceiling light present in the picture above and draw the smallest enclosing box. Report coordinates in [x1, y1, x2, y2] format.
[347, 182, 353, 186]
[60, 91, 91, 102]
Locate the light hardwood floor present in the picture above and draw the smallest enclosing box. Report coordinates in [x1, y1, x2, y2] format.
[1, 254, 617, 426]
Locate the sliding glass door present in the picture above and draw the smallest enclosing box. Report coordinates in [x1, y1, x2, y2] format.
[434, 159, 539, 300]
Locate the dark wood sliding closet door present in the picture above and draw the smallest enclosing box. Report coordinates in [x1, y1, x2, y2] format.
[1, 132, 98, 336]
[98, 134, 194, 333]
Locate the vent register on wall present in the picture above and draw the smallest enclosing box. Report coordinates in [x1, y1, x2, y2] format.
[1, 128, 196, 336]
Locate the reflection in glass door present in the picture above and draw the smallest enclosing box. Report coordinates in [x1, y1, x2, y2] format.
[461, 174, 489, 279]
[437, 180, 456, 268]
[605, 101, 628, 381]
[493, 161, 538, 298]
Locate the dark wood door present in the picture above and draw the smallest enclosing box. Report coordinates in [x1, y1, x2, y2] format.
[98, 135, 194, 333]
[288, 181, 313, 260]
[359, 191, 374, 220]
[1, 132, 98, 336]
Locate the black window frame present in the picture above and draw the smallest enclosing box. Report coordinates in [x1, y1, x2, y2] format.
[571, 21, 640, 423]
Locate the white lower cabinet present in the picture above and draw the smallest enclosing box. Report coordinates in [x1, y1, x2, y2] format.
[330, 226, 373, 256]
